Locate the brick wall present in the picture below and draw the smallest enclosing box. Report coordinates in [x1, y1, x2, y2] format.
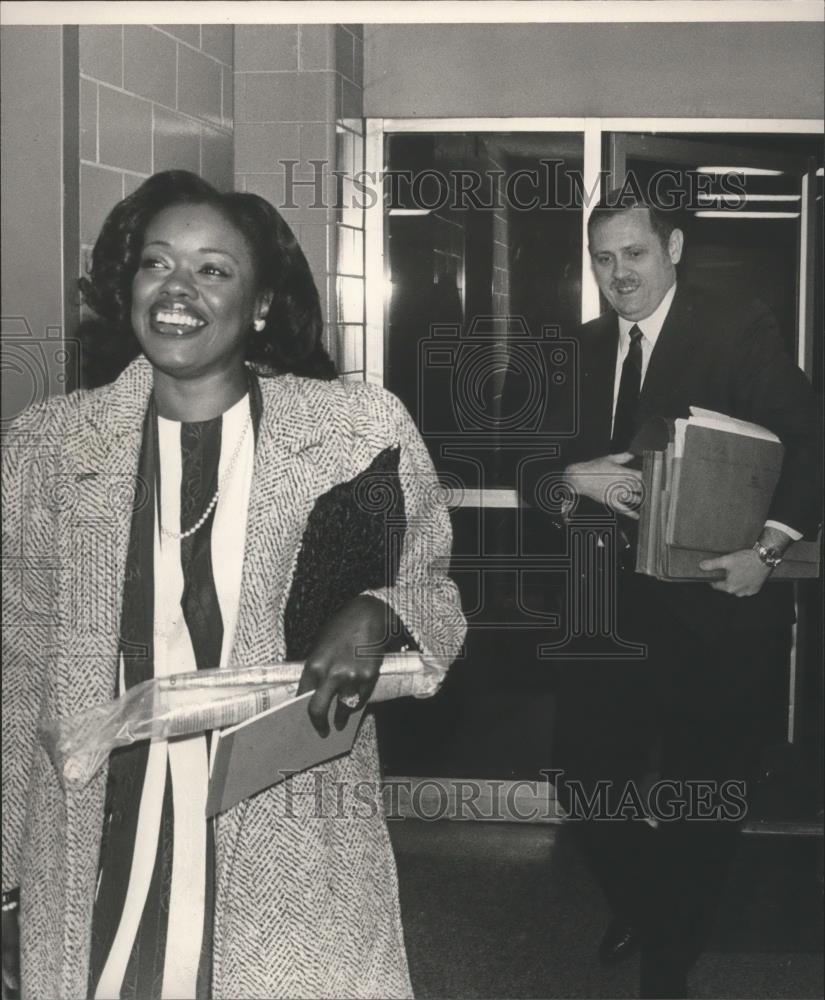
[3, 22, 365, 404]
[0, 26, 66, 422]
[79, 24, 235, 269]
[234, 24, 365, 378]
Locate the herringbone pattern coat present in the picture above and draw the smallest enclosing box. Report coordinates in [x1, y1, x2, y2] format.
[2, 357, 466, 999]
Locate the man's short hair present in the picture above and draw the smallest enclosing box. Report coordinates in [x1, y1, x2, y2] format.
[587, 188, 677, 249]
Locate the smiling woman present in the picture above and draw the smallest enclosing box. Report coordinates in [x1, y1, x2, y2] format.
[1, 170, 466, 999]
[78, 170, 335, 393]
[130, 202, 273, 419]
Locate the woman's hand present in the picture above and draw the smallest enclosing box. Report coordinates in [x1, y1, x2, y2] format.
[297, 595, 395, 736]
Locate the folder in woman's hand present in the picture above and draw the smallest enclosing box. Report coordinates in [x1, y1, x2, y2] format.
[206, 692, 366, 817]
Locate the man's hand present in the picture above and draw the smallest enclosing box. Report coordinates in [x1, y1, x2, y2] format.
[699, 549, 773, 596]
[564, 452, 643, 519]
[297, 595, 392, 736]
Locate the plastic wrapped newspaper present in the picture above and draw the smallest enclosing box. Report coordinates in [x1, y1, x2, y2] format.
[39, 652, 441, 790]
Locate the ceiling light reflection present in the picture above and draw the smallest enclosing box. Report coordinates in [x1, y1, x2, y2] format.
[694, 210, 800, 219]
[696, 166, 784, 176]
[696, 194, 802, 203]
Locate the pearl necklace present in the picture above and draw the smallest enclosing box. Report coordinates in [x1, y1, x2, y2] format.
[160, 411, 252, 541]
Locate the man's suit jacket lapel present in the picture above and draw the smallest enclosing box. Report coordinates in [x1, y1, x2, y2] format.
[575, 312, 619, 457]
[637, 286, 696, 425]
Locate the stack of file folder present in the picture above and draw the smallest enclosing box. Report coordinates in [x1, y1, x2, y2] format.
[634, 407, 820, 581]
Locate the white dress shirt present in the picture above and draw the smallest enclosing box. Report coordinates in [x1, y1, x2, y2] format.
[610, 282, 799, 542]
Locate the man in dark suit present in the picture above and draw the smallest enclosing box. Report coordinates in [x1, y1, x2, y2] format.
[523, 192, 820, 997]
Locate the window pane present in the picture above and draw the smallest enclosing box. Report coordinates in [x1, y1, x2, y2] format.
[384, 131, 584, 489]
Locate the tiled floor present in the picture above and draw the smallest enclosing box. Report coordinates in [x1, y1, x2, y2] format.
[389, 820, 824, 999]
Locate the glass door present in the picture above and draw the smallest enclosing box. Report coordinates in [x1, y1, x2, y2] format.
[377, 130, 585, 781]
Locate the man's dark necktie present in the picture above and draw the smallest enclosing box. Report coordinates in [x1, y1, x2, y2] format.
[611, 324, 644, 451]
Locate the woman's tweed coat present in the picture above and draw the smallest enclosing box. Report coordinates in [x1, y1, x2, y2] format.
[2, 357, 466, 999]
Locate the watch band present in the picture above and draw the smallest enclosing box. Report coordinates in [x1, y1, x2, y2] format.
[753, 540, 783, 569]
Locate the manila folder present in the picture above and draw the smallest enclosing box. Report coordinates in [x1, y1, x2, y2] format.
[206, 692, 365, 817]
[668, 424, 784, 553]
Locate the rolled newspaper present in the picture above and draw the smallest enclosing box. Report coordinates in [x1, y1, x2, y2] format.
[40, 652, 442, 790]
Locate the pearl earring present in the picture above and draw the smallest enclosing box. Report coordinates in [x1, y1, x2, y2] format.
[253, 318, 266, 332]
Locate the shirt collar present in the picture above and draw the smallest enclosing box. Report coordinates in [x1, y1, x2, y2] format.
[618, 281, 677, 348]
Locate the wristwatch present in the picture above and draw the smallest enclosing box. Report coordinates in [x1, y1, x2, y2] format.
[752, 540, 784, 569]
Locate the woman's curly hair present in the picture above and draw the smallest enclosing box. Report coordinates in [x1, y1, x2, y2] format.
[78, 170, 336, 386]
